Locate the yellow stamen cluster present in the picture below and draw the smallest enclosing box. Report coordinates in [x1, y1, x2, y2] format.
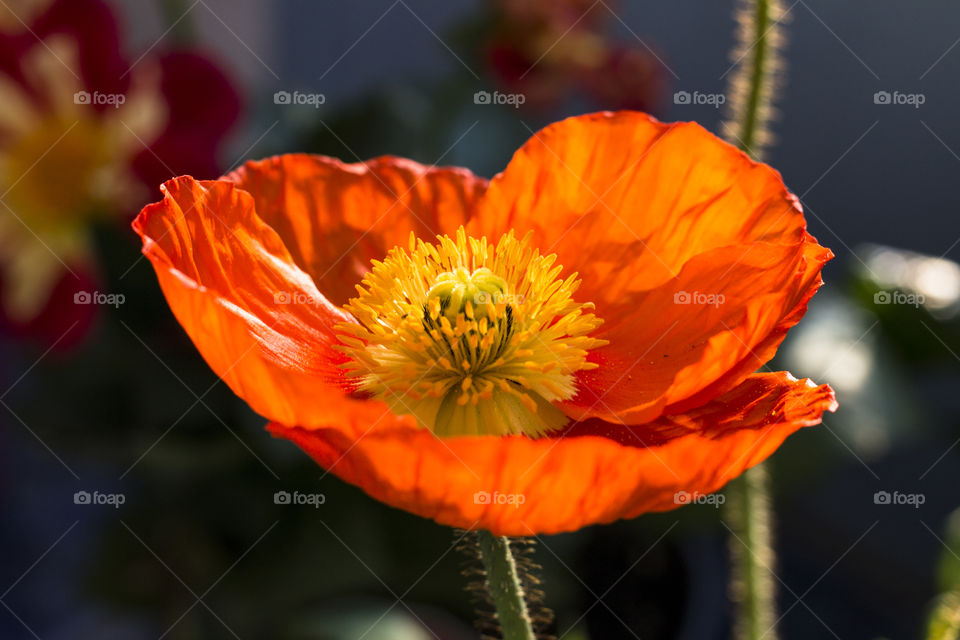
[336, 227, 606, 438]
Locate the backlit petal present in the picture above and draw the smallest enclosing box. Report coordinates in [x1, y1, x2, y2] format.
[269, 372, 836, 535]
[228, 154, 487, 306]
[132, 175, 385, 428]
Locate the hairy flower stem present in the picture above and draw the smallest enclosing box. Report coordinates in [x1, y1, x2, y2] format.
[721, 1, 785, 638]
[726, 465, 779, 640]
[476, 530, 537, 640]
[738, 0, 768, 155]
[722, 0, 787, 160]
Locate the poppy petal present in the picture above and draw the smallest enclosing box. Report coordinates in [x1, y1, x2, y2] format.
[471, 111, 809, 304]
[660, 234, 828, 417]
[268, 372, 836, 535]
[471, 111, 829, 423]
[564, 240, 832, 424]
[132, 175, 381, 428]
[227, 154, 488, 306]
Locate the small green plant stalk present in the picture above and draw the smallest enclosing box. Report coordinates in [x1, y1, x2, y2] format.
[460, 530, 551, 640]
[721, 0, 788, 161]
[720, 1, 788, 638]
[726, 465, 779, 640]
[477, 531, 537, 640]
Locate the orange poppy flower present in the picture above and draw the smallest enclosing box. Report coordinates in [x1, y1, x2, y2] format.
[133, 111, 836, 536]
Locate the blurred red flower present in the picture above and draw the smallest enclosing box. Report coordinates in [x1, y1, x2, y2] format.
[0, 0, 240, 349]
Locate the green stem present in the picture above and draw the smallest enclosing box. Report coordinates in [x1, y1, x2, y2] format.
[727, 464, 778, 640]
[722, 1, 781, 638]
[738, 0, 770, 156]
[476, 530, 536, 640]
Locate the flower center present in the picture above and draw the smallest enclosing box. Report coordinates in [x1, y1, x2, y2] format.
[337, 228, 606, 437]
[5, 116, 116, 228]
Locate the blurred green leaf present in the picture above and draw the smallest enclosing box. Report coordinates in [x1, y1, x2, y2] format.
[925, 510, 960, 640]
[937, 509, 960, 593]
[927, 591, 960, 640]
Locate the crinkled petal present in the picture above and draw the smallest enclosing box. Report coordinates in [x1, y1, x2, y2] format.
[269, 372, 836, 535]
[564, 240, 832, 423]
[227, 154, 488, 306]
[471, 111, 810, 302]
[471, 111, 831, 422]
[132, 175, 386, 428]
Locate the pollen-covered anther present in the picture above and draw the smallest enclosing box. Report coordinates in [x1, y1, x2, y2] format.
[335, 227, 607, 438]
